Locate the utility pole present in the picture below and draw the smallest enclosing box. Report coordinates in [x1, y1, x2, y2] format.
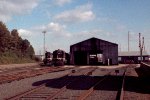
[139, 33, 144, 62]
[42, 31, 46, 55]
[143, 37, 145, 51]
[128, 31, 130, 52]
[119, 43, 121, 52]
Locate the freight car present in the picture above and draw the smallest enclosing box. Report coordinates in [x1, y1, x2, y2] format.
[52, 49, 66, 66]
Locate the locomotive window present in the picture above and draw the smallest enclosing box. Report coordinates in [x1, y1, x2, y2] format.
[58, 53, 63, 58]
[45, 52, 51, 58]
[57, 52, 64, 58]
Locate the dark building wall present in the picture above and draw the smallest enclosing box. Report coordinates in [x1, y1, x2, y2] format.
[118, 51, 150, 64]
[119, 56, 149, 64]
[70, 37, 118, 65]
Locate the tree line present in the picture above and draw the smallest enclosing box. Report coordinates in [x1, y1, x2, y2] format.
[0, 21, 35, 64]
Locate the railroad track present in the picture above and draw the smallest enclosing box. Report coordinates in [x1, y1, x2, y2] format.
[5, 64, 133, 100]
[79, 67, 128, 100]
[122, 64, 150, 100]
[52, 69, 114, 100]
[45, 66, 129, 100]
[0, 66, 74, 85]
[6, 67, 97, 100]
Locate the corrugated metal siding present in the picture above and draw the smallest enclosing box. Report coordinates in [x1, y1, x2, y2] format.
[70, 37, 118, 65]
[118, 51, 149, 56]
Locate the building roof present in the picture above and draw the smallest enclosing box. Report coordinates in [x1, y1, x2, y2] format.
[118, 51, 150, 56]
[71, 37, 117, 47]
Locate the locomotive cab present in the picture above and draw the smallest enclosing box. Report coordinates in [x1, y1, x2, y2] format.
[43, 51, 52, 65]
[53, 49, 66, 66]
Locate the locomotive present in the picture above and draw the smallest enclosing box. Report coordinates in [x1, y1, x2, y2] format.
[52, 49, 66, 66]
[43, 51, 53, 65]
[43, 49, 68, 66]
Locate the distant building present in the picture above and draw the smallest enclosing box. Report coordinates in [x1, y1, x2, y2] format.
[70, 37, 118, 65]
[118, 51, 150, 63]
[35, 55, 44, 61]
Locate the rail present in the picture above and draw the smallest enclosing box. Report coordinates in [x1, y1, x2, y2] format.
[118, 68, 127, 100]
[5, 70, 73, 100]
[47, 67, 97, 100]
[0, 66, 73, 85]
[141, 62, 150, 67]
[6, 67, 97, 100]
[77, 71, 111, 100]
[140, 62, 150, 76]
[78, 67, 128, 100]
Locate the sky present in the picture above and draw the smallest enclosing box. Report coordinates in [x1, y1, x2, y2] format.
[0, 0, 150, 54]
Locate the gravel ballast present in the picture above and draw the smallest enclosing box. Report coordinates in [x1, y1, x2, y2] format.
[0, 69, 70, 99]
[124, 67, 150, 100]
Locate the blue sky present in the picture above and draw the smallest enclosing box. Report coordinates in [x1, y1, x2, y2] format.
[1, 0, 150, 54]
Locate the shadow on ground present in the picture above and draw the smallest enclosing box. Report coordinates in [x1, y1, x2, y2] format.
[32, 71, 150, 94]
[125, 67, 150, 93]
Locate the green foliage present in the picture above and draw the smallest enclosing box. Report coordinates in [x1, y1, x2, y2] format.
[0, 21, 11, 52]
[0, 21, 35, 64]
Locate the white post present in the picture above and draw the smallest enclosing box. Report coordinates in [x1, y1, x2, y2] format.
[108, 59, 110, 66]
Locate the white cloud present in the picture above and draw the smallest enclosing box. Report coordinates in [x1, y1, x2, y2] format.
[54, 3, 95, 23]
[54, 0, 72, 6]
[0, 0, 39, 22]
[47, 22, 66, 32]
[71, 29, 113, 43]
[32, 22, 72, 38]
[77, 29, 112, 37]
[28, 22, 73, 54]
[47, 22, 72, 38]
[18, 29, 32, 38]
[18, 24, 115, 54]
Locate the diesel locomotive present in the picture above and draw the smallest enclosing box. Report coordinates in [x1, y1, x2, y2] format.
[43, 49, 68, 66]
[43, 51, 52, 65]
[53, 49, 66, 66]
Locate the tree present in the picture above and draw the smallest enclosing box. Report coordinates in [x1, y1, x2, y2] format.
[26, 45, 35, 58]
[0, 21, 11, 52]
[21, 39, 30, 56]
[11, 29, 19, 37]
[10, 29, 22, 50]
[0, 21, 35, 63]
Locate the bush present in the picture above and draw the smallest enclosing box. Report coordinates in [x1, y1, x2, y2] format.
[0, 51, 35, 64]
[34, 56, 42, 62]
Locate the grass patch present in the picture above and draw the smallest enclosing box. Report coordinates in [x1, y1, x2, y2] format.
[0, 51, 35, 65]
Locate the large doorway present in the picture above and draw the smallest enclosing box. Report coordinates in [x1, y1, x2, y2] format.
[74, 51, 87, 65]
[89, 50, 103, 65]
